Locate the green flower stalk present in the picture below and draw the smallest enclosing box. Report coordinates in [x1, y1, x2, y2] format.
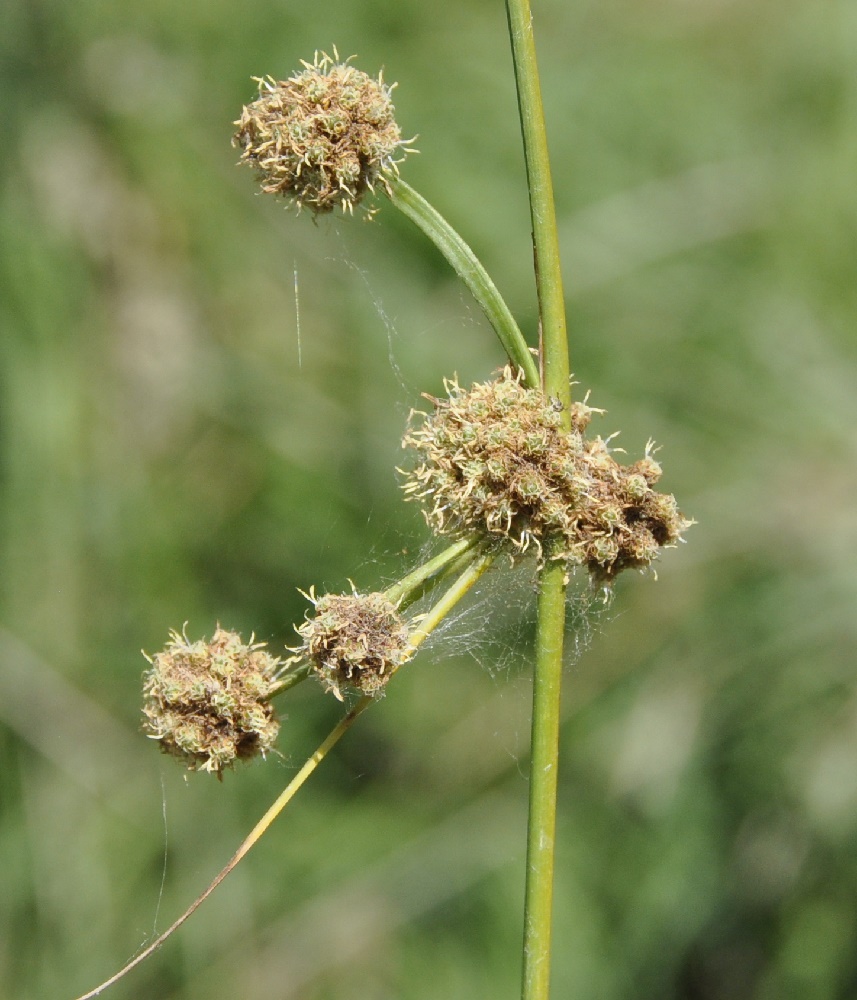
[384, 535, 482, 610]
[233, 51, 539, 385]
[385, 177, 540, 387]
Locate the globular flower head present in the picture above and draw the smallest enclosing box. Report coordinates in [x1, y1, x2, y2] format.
[142, 627, 282, 776]
[233, 50, 412, 215]
[402, 368, 693, 581]
[294, 588, 410, 700]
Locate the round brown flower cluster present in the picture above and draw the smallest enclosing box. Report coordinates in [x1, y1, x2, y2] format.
[402, 369, 692, 580]
[142, 627, 281, 776]
[294, 589, 410, 700]
[233, 51, 410, 214]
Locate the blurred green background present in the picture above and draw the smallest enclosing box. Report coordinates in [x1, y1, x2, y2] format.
[1, 0, 856, 997]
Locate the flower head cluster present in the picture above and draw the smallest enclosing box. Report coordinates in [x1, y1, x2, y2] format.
[233, 51, 410, 214]
[294, 588, 410, 700]
[142, 627, 281, 776]
[402, 368, 692, 580]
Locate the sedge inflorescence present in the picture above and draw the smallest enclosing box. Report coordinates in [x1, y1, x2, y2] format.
[294, 588, 410, 700]
[142, 627, 281, 775]
[402, 368, 692, 580]
[233, 50, 410, 214]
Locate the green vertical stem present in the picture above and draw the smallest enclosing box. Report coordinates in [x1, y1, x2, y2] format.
[505, 0, 571, 414]
[522, 549, 565, 1000]
[506, 1, 572, 999]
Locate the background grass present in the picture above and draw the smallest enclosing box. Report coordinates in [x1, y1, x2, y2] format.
[1, 0, 856, 997]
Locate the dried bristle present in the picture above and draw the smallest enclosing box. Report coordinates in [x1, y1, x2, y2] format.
[295, 591, 409, 700]
[402, 368, 693, 580]
[142, 627, 281, 775]
[233, 51, 410, 214]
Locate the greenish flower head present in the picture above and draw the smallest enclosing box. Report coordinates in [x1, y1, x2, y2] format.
[142, 627, 282, 776]
[233, 50, 412, 214]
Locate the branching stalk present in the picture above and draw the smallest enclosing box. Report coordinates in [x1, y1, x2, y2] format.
[400, 548, 494, 659]
[385, 535, 482, 609]
[74, 550, 493, 1000]
[268, 661, 311, 698]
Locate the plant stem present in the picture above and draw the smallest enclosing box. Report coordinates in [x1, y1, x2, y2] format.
[386, 176, 540, 388]
[505, 0, 570, 415]
[506, 1, 571, 998]
[385, 536, 481, 608]
[400, 548, 494, 660]
[521, 547, 565, 1000]
[268, 661, 310, 698]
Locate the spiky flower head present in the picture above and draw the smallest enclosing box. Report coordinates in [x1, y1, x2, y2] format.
[233, 50, 411, 215]
[294, 588, 410, 700]
[402, 368, 693, 581]
[142, 627, 282, 776]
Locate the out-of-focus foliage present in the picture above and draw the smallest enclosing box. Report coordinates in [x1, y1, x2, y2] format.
[1, 0, 855, 998]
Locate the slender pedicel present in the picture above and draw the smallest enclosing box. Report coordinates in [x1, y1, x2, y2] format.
[234, 51, 538, 384]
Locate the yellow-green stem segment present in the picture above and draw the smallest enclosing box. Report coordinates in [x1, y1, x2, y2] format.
[506, 1, 572, 998]
[72, 699, 370, 1000]
[385, 536, 480, 609]
[401, 549, 494, 658]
